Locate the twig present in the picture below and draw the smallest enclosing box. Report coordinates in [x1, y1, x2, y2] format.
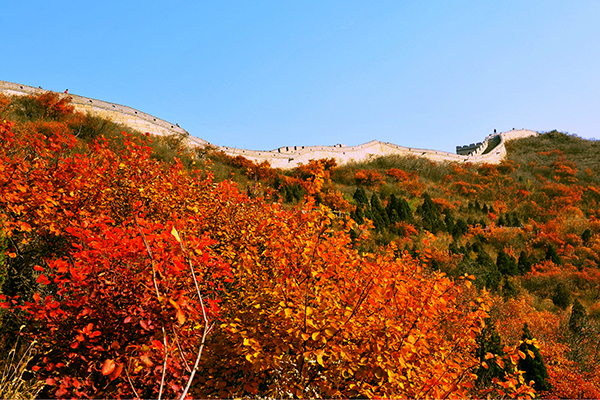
[177, 235, 213, 400]
[172, 325, 192, 373]
[134, 216, 168, 400]
[124, 359, 141, 399]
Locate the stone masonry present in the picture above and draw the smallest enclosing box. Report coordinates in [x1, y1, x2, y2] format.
[1, 80, 537, 169]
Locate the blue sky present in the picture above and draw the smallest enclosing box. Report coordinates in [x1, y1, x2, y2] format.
[3, 1, 600, 152]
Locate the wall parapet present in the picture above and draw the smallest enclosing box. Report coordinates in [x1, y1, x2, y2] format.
[0, 80, 208, 145]
[213, 129, 537, 169]
[0, 80, 537, 169]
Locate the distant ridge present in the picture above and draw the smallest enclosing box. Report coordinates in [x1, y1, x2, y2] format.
[0, 80, 537, 168]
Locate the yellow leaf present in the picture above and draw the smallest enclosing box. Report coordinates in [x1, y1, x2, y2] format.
[170, 227, 181, 243]
[301, 333, 310, 341]
[311, 332, 320, 341]
[284, 308, 293, 318]
[317, 354, 325, 367]
[243, 338, 251, 346]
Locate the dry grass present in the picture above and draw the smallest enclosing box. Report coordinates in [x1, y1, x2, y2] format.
[0, 335, 45, 400]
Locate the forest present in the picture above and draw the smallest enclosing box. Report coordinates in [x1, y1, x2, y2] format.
[1, 91, 600, 398]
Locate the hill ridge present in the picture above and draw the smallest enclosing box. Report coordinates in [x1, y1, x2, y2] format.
[0, 80, 536, 168]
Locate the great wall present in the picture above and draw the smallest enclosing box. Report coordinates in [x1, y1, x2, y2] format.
[0, 80, 537, 169]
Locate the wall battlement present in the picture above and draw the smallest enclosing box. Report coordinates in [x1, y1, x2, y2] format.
[0, 80, 537, 168]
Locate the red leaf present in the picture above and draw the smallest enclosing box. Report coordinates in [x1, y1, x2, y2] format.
[109, 362, 123, 381]
[101, 359, 116, 376]
[36, 274, 50, 285]
[34, 265, 44, 272]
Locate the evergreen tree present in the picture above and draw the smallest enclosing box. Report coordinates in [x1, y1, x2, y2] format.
[517, 251, 533, 275]
[420, 193, 444, 233]
[518, 323, 552, 392]
[496, 249, 517, 276]
[397, 197, 414, 223]
[552, 282, 571, 310]
[351, 205, 365, 224]
[370, 192, 389, 232]
[475, 319, 506, 386]
[421, 193, 444, 233]
[478, 250, 501, 291]
[389, 210, 400, 230]
[452, 218, 468, 239]
[386, 194, 399, 223]
[511, 212, 521, 227]
[353, 187, 369, 205]
[449, 242, 459, 254]
[582, 228, 592, 244]
[444, 213, 455, 234]
[545, 244, 561, 265]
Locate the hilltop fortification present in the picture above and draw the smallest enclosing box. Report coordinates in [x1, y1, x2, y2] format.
[0, 80, 537, 168]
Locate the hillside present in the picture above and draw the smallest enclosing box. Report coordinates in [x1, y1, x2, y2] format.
[1, 90, 600, 398]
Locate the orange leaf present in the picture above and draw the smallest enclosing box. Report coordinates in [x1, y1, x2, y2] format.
[176, 308, 186, 325]
[101, 359, 116, 376]
[109, 362, 123, 381]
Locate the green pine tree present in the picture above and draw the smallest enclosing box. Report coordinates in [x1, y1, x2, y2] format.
[552, 282, 571, 310]
[497, 249, 517, 276]
[353, 187, 369, 205]
[478, 250, 501, 291]
[397, 197, 414, 223]
[475, 318, 506, 387]
[582, 228, 592, 244]
[421, 193, 444, 233]
[517, 251, 533, 275]
[545, 244, 561, 265]
[518, 323, 552, 392]
[370, 192, 389, 233]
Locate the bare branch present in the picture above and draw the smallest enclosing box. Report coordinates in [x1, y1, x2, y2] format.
[134, 216, 168, 400]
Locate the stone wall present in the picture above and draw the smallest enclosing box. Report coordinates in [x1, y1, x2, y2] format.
[0, 80, 208, 146]
[217, 129, 537, 169]
[0, 80, 537, 168]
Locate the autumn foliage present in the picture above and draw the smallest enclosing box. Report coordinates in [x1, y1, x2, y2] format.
[2, 93, 600, 398]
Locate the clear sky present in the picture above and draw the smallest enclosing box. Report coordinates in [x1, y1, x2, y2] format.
[3, 1, 600, 153]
